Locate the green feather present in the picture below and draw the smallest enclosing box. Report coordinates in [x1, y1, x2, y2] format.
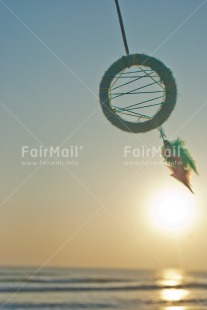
[161, 140, 173, 163]
[170, 138, 198, 174]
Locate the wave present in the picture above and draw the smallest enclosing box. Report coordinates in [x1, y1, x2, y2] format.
[0, 277, 134, 284]
[0, 302, 115, 309]
[1, 276, 207, 290]
[1, 282, 207, 293]
[1, 299, 207, 309]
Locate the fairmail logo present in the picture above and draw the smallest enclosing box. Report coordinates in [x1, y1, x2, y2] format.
[22, 145, 83, 158]
[21, 145, 83, 167]
[124, 145, 181, 158]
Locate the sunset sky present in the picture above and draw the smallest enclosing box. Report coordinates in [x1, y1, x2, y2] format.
[0, 0, 207, 270]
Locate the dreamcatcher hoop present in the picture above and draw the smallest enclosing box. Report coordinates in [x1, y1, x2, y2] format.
[99, 53, 177, 133]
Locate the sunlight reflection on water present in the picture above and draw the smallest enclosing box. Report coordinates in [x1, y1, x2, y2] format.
[158, 268, 184, 287]
[161, 288, 188, 301]
[163, 306, 186, 310]
[159, 269, 189, 310]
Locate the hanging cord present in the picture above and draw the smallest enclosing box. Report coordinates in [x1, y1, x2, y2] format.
[114, 0, 129, 55]
[158, 126, 166, 141]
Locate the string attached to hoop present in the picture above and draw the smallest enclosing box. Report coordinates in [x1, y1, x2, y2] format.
[114, 0, 129, 55]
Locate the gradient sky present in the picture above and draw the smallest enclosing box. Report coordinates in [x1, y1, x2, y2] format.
[0, 0, 207, 270]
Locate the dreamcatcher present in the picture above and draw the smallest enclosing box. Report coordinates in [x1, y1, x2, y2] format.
[99, 0, 198, 193]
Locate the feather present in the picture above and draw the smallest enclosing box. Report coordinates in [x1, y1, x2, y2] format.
[168, 164, 194, 194]
[162, 140, 173, 163]
[170, 138, 198, 174]
[162, 138, 197, 193]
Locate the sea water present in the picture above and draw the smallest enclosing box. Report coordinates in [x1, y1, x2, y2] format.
[0, 267, 206, 309]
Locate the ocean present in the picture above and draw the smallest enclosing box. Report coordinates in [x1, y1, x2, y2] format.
[0, 267, 206, 309]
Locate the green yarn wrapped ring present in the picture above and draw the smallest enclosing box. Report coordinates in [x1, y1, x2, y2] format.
[99, 53, 177, 133]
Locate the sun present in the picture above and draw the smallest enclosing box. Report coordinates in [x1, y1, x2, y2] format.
[150, 189, 196, 233]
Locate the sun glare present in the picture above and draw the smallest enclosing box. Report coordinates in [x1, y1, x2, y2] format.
[161, 288, 188, 302]
[150, 189, 196, 233]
